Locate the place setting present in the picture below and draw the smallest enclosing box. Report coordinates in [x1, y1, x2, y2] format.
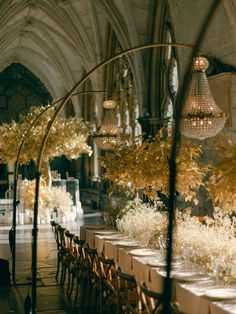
[93, 230, 119, 235]
[203, 288, 236, 301]
[85, 224, 107, 230]
[95, 233, 129, 241]
[129, 248, 160, 257]
[111, 240, 140, 248]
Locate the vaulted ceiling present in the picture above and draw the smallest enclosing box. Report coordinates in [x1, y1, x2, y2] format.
[0, 0, 235, 112]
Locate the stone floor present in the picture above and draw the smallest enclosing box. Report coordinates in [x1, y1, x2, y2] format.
[0, 210, 104, 314]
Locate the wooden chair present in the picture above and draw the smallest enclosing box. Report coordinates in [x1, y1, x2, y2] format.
[98, 255, 117, 314]
[50, 220, 58, 236]
[140, 282, 163, 314]
[71, 238, 86, 307]
[54, 224, 66, 282]
[81, 247, 100, 313]
[62, 230, 75, 288]
[116, 268, 142, 314]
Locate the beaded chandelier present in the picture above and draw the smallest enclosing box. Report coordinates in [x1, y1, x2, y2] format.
[94, 100, 125, 150]
[180, 55, 226, 140]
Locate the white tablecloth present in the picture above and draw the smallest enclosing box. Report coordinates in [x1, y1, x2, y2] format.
[81, 226, 236, 314]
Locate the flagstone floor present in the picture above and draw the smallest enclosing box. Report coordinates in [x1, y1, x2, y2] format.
[0, 210, 103, 314]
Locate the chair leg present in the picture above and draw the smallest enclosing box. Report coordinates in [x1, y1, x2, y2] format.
[76, 269, 87, 310]
[67, 264, 72, 294]
[60, 263, 64, 285]
[84, 274, 91, 313]
[68, 270, 75, 296]
[60, 259, 66, 285]
[99, 282, 103, 314]
[55, 253, 61, 281]
[94, 282, 99, 313]
[62, 267, 67, 285]
[74, 269, 80, 307]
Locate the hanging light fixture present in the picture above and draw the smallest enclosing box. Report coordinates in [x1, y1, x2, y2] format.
[180, 55, 227, 140]
[94, 100, 125, 150]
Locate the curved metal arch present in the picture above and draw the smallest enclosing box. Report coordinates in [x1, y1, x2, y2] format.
[35, 42, 192, 173]
[11, 89, 106, 283]
[30, 42, 193, 314]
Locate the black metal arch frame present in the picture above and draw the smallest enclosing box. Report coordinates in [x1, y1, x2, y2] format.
[11, 90, 107, 284]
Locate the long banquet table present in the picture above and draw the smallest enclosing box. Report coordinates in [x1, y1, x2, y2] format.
[80, 225, 236, 314]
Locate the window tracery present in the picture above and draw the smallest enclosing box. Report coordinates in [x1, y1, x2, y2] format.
[110, 43, 142, 144]
[0, 63, 52, 123]
[162, 27, 179, 135]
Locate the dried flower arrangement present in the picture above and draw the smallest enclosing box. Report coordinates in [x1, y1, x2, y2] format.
[20, 179, 73, 222]
[117, 200, 236, 283]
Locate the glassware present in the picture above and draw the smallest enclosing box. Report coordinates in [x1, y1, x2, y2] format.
[181, 246, 195, 267]
[158, 235, 166, 252]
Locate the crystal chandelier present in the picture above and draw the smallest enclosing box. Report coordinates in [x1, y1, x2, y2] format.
[94, 100, 125, 150]
[180, 55, 226, 140]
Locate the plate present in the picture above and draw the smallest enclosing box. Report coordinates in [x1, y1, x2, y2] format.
[173, 272, 209, 282]
[94, 230, 118, 235]
[148, 260, 166, 267]
[129, 249, 159, 256]
[85, 225, 106, 229]
[97, 234, 126, 240]
[204, 288, 236, 300]
[113, 241, 139, 247]
[148, 259, 184, 268]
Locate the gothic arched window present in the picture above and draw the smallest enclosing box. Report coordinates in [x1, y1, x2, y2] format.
[0, 63, 52, 123]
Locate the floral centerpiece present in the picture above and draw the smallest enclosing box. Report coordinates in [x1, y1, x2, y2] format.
[20, 179, 73, 223]
[175, 209, 236, 282]
[117, 199, 236, 283]
[116, 198, 167, 247]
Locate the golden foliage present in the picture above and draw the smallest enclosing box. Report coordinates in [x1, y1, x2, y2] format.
[207, 139, 236, 213]
[100, 129, 208, 201]
[0, 105, 92, 164]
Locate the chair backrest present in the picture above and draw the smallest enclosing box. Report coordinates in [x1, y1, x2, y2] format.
[65, 230, 75, 252]
[57, 225, 67, 249]
[98, 256, 116, 292]
[73, 238, 85, 260]
[140, 282, 163, 314]
[53, 223, 61, 250]
[116, 268, 142, 314]
[84, 247, 98, 272]
[50, 220, 58, 234]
